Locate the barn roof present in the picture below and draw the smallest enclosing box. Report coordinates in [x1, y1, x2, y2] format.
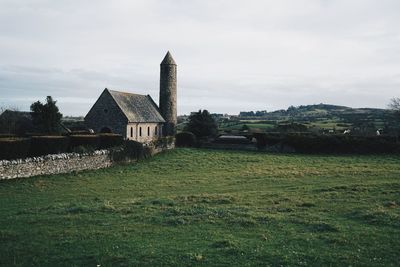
[0, 110, 32, 119]
[107, 89, 165, 123]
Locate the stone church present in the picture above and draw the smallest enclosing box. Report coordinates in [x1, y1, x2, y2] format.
[85, 52, 177, 143]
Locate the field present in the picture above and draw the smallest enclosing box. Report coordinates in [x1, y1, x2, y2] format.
[1, 149, 399, 266]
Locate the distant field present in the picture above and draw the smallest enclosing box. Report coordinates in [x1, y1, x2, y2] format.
[1, 149, 399, 266]
[219, 121, 275, 131]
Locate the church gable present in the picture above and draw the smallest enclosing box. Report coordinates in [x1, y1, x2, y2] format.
[84, 89, 128, 135]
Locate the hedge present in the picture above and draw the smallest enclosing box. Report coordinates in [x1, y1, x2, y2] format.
[29, 136, 69, 156]
[110, 140, 151, 162]
[0, 138, 31, 160]
[254, 133, 400, 154]
[69, 135, 100, 151]
[176, 132, 197, 147]
[98, 133, 124, 149]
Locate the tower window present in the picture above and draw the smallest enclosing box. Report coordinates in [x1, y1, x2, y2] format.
[103, 109, 108, 114]
[139, 127, 142, 137]
[148, 127, 150, 136]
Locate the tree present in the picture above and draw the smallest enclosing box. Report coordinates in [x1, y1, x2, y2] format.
[388, 97, 400, 112]
[30, 96, 63, 134]
[287, 105, 297, 116]
[185, 110, 218, 138]
[387, 97, 400, 139]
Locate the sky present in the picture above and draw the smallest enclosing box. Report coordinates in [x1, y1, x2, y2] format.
[0, 0, 399, 116]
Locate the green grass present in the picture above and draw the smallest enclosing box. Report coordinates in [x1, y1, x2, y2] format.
[1, 149, 400, 266]
[219, 121, 275, 131]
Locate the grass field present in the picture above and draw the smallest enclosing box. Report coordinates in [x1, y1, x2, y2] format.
[219, 121, 275, 131]
[1, 149, 399, 266]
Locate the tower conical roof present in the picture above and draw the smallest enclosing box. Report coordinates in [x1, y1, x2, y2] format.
[161, 51, 177, 65]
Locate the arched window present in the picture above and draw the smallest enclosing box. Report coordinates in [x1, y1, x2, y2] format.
[130, 127, 133, 138]
[147, 126, 150, 136]
[155, 126, 158, 135]
[139, 127, 142, 137]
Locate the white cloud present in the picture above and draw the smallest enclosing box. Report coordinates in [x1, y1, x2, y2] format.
[0, 0, 399, 115]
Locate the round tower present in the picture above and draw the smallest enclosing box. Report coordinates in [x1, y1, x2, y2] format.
[159, 51, 177, 136]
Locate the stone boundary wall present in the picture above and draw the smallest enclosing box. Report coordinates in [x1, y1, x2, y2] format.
[0, 143, 175, 181]
[0, 150, 112, 180]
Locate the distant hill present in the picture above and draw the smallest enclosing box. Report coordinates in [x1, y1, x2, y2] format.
[239, 104, 394, 123]
[216, 103, 398, 134]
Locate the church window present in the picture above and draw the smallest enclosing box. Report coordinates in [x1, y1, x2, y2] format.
[155, 126, 158, 135]
[130, 127, 133, 138]
[148, 127, 150, 136]
[139, 127, 142, 137]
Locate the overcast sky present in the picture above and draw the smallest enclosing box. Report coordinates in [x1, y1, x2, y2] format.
[1, 0, 399, 116]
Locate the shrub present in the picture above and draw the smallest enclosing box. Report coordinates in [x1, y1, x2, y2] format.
[110, 140, 147, 162]
[68, 130, 93, 135]
[0, 138, 31, 160]
[69, 135, 100, 151]
[98, 133, 123, 149]
[176, 132, 197, 147]
[29, 136, 69, 156]
[154, 136, 175, 148]
[253, 133, 268, 149]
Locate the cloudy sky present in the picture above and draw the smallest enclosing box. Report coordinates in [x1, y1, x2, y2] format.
[1, 0, 399, 115]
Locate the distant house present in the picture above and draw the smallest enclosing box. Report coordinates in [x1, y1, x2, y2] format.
[0, 110, 34, 135]
[84, 51, 178, 143]
[85, 89, 165, 142]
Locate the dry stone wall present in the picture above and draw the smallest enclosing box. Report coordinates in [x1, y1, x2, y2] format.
[0, 143, 175, 180]
[0, 150, 112, 180]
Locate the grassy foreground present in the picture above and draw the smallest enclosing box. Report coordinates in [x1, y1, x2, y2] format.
[0, 149, 399, 266]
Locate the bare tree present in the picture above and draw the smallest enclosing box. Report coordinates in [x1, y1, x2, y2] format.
[388, 97, 400, 111]
[387, 98, 400, 141]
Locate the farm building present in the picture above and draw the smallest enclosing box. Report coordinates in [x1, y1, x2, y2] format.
[0, 110, 34, 135]
[85, 52, 177, 142]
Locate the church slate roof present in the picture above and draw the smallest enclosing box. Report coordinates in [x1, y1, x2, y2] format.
[107, 89, 165, 123]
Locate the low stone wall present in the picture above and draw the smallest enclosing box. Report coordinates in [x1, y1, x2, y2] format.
[0, 150, 112, 180]
[0, 143, 175, 180]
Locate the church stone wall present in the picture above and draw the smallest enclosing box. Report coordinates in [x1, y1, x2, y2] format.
[84, 90, 128, 138]
[126, 122, 163, 143]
